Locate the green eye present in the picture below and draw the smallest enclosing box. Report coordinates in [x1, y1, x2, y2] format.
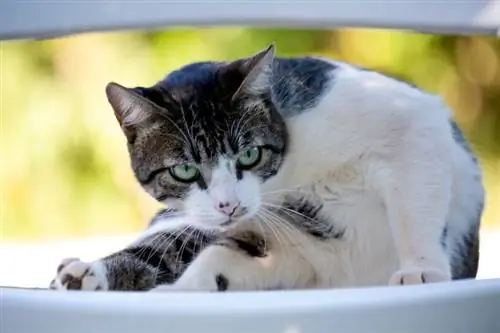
[169, 164, 200, 182]
[237, 147, 262, 169]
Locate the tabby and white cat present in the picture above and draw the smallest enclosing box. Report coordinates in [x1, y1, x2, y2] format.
[50, 45, 484, 292]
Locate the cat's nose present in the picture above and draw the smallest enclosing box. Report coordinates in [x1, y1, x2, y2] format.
[216, 201, 242, 217]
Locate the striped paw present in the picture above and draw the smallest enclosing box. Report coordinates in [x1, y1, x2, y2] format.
[49, 258, 108, 291]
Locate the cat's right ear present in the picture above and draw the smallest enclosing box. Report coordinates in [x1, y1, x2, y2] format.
[233, 44, 275, 100]
[105, 82, 156, 142]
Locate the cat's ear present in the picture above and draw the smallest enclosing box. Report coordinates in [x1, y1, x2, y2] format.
[105, 82, 157, 142]
[232, 44, 275, 100]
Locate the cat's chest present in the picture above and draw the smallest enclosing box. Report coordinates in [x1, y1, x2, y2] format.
[261, 162, 369, 200]
[260, 163, 384, 228]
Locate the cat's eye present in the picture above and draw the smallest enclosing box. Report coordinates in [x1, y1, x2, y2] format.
[169, 164, 200, 183]
[236, 147, 262, 169]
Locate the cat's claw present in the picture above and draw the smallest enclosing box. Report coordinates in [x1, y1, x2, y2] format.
[49, 258, 108, 291]
[389, 267, 451, 285]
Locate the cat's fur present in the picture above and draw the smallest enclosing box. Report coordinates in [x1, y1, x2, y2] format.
[50, 45, 484, 292]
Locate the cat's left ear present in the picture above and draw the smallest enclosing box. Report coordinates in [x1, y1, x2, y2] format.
[105, 82, 162, 127]
[105, 82, 161, 143]
[232, 44, 276, 101]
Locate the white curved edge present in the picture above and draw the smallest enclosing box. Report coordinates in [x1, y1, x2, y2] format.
[0, 0, 499, 41]
[2, 279, 500, 333]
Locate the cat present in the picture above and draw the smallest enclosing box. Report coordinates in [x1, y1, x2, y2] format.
[49, 44, 484, 292]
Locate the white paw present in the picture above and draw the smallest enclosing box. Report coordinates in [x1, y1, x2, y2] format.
[49, 258, 108, 291]
[389, 267, 451, 286]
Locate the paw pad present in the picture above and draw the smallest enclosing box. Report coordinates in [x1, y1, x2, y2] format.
[49, 258, 107, 291]
[389, 267, 451, 285]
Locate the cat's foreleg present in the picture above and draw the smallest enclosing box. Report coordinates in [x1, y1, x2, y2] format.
[49, 253, 158, 291]
[374, 113, 454, 285]
[49, 221, 211, 291]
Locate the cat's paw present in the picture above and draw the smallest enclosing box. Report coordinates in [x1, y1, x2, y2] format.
[389, 267, 451, 286]
[49, 258, 108, 291]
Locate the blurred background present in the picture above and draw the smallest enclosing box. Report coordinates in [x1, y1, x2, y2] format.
[1, 28, 499, 286]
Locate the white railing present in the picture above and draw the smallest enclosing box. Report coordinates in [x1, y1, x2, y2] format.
[0, 0, 499, 41]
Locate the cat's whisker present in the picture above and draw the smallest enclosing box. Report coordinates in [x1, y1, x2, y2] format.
[263, 205, 339, 253]
[132, 233, 166, 260]
[261, 186, 306, 196]
[256, 212, 285, 249]
[172, 227, 198, 277]
[261, 213, 300, 256]
[151, 226, 191, 282]
[259, 207, 299, 246]
[261, 201, 322, 226]
[262, 201, 340, 241]
[261, 203, 318, 222]
[253, 213, 270, 251]
[258, 208, 297, 248]
[262, 207, 325, 257]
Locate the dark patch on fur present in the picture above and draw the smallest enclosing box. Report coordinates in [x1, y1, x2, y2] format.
[101, 255, 159, 291]
[450, 121, 477, 164]
[281, 196, 345, 240]
[452, 224, 481, 280]
[271, 57, 337, 117]
[124, 246, 173, 278]
[451, 198, 483, 280]
[101, 227, 215, 291]
[216, 230, 268, 257]
[215, 274, 229, 291]
[440, 226, 448, 249]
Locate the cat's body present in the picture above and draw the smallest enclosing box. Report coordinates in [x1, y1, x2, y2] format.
[50, 45, 483, 292]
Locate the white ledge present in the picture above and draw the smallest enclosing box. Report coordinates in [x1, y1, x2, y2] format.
[1, 0, 499, 41]
[2, 279, 500, 333]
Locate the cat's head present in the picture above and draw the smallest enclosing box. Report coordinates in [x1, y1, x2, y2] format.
[105, 45, 288, 230]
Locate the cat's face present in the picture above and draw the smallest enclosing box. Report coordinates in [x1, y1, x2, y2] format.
[106, 45, 288, 230]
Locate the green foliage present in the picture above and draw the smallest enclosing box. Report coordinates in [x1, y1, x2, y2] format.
[2, 28, 499, 241]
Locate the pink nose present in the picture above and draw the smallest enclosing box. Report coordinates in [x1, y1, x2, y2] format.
[216, 202, 240, 216]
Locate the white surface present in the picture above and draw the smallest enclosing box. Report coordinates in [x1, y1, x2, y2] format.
[0, 0, 499, 41]
[2, 278, 500, 333]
